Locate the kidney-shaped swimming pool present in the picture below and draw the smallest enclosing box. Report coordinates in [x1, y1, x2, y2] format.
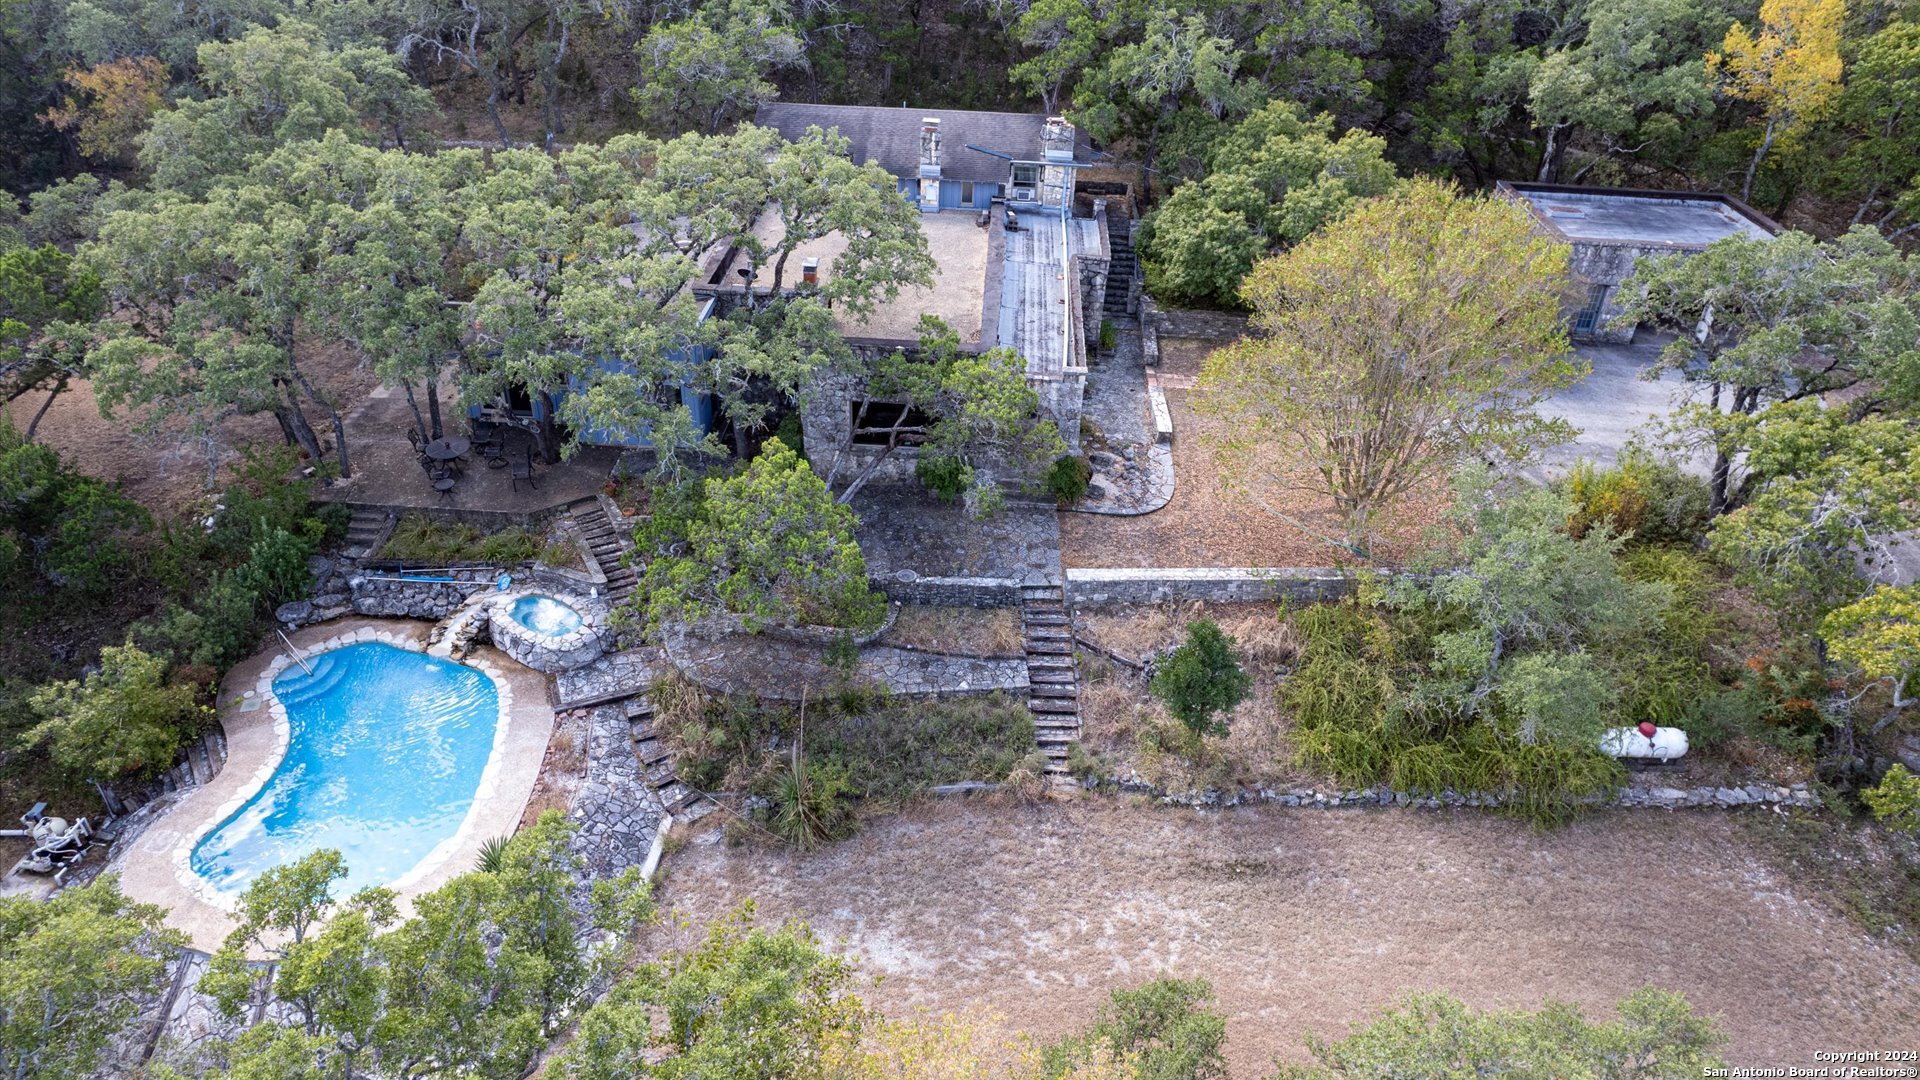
[190, 641, 502, 898]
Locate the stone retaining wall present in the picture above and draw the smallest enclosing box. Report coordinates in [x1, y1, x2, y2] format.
[1152, 306, 1250, 342]
[875, 573, 1022, 608]
[1066, 567, 1354, 607]
[350, 571, 497, 620]
[1101, 774, 1822, 812]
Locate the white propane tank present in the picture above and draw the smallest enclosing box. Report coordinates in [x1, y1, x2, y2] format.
[1599, 726, 1689, 761]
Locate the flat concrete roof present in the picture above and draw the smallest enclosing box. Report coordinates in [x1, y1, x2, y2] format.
[1500, 182, 1778, 248]
[716, 209, 989, 345]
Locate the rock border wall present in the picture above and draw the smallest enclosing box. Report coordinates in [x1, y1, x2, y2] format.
[1066, 567, 1353, 607]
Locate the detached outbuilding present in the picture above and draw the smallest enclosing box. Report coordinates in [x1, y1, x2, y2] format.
[1496, 182, 1781, 344]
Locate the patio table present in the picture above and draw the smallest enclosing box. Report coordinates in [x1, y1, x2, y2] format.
[424, 437, 471, 461]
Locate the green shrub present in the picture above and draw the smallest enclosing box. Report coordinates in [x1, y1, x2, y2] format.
[1564, 451, 1709, 546]
[915, 453, 970, 502]
[1045, 454, 1093, 505]
[1282, 603, 1622, 828]
[238, 526, 313, 604]
[770, 413, 804, 457]
[1097, 319, 1118, 352]
[1151, 619, 1252, 737]
[24, 642, 209, 778]
[136, 570, 263, 669]
[1042, 977, 1229, 1080]
[1865, 764, 1920, 833]
[767, 757, 858, 849]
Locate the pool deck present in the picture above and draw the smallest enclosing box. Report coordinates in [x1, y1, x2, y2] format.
[110, 617, 555, 954]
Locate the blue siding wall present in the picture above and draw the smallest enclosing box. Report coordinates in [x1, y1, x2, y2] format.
[936, 180, 1001, 208]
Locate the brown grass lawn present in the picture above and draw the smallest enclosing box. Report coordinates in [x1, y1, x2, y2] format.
[879, 606, 1025, 658]
[8, 337, 378, 517]
[655, 799, 1920, 1077]
[1060, 384, 1447, 570]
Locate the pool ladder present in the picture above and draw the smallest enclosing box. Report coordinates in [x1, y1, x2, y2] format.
[277, 628, 315, 677]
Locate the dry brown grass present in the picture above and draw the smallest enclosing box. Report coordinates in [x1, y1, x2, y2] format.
[656, 799, 1920, 1077]
[1075, 602, 1307, 791]
[879, 606, 1024, 657]
[15, 335, 377, 517]
[1079, 602, 1294, 669]
[1061, 383, 1448, 569]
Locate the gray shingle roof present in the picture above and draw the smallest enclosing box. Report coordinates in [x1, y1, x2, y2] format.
[754, 103, 1083, 185]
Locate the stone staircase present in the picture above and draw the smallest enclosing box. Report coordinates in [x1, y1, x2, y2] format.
[624, 693, 702, 817]
[566, 498, 640, 610]
[96, 728, 229, 818]
[1021, 581, 1080, 776]
[340, 507, 392, 560]
[555, 649, 703, 819]
[1102, 213, 1138, 324]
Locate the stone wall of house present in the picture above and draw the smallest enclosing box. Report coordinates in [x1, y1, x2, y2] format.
[1066, 567, 1354, 607]
[799, 368, 924, 487]
[875, 573, 1022, 608]
[1566, 241, 1674, 344]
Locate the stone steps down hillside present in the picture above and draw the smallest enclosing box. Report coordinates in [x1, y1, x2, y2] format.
[96, 728, 229, 819]
[341, 508, 393, 560]
[566, 497, 640, 612]
[1103, 214, 1137, 323]
[1021, 582, 1081, 777]
[624, 695, 703, 818]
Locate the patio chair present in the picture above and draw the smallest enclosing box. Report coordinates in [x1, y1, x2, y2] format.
[510, 450, 537, 492]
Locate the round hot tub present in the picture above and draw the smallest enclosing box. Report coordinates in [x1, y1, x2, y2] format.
[487, 591, 607, 672]
[509, 595, 584, 636]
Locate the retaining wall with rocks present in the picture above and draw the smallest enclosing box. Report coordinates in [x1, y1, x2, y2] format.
[1066, 567, 1354, 607]
[349, 571, 497, 620]
[875, 573, 1022, 608]
[1098, 773, 1821, 812]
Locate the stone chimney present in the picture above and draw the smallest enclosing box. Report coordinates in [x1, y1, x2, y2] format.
[801, 257, 819, 286]
[1042, 117, 1075, 163]
[919, 117, 942, 177]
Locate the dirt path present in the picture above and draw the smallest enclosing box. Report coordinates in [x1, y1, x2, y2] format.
[657, 800, 1920, 1076]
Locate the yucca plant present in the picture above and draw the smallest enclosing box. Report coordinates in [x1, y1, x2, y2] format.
[475, 834, 513, 873]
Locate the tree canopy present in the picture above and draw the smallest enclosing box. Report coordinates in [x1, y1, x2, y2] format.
[1198, 179, 1583, 551]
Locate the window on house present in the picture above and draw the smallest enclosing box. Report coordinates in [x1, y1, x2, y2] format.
[849, 400, 933, 446]
[961, 181, 975, 205]
[1573, 284, 1609, 335]
[1011, 163, 1040, 189]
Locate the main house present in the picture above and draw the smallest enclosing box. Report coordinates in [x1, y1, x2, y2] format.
[1497, 182, 1781, 344]
[743, 104, 1115, 481]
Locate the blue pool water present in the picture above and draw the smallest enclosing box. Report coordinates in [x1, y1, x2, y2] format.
[509, 595, 583, 635]
[190, 642, 500, 898]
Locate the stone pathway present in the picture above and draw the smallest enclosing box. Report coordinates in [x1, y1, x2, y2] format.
[1075, 442, 1174, 516]
[567, 700, 669, 884]
[557, 647, 663, 708]
[1073, 311, 1176, 517]
[667, 633, 1029, 701]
